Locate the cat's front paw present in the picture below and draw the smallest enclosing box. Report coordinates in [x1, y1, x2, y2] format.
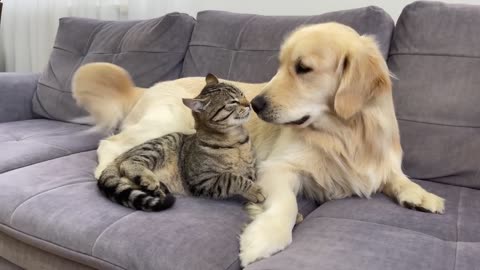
[244, 184, 266, 203]
[134, 175, 160, 193]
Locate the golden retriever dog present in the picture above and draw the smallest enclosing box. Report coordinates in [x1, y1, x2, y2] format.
[73, 22, 445, 266]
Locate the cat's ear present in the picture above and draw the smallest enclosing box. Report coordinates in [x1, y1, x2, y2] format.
[206, 73, 219, 85]
[182, 98, 207, 112]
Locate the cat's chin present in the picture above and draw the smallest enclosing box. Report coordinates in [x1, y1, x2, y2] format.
[234, 113, 250, 122]
[229, 118, 249, 128]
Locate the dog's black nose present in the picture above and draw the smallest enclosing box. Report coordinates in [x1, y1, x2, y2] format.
[251, 95, 267, 113]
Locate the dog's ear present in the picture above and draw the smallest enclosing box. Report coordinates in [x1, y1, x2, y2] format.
[334, 36, 391, 120]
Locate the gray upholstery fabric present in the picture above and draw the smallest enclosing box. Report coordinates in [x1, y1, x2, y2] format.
[389, 1, 480, 189]
[182, 7, 394, 82]
[0, 150, 316, 270]
[2, 3, 479, 270]
[247, 180, 480, 270]
[0, 231, 93, 270]
[32, 13, 195, 122]
[0, 225, 119, 270]
[0, 119, 103, 173]
[0, 256, 23, 270]
[0, 73, 39, 123]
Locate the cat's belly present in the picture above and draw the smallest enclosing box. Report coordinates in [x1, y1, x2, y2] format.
[153, 162, 188, 195]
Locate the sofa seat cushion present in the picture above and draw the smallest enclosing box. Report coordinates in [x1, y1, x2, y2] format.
[0, 256, 23, 270]
[0, 119, 102, 173]
[247, 180, 480, 270]
[32, 13, 195, 122]
[182, 7, 394, 83]
[388, 1, 480, 189]
[0, 151, 317, 270]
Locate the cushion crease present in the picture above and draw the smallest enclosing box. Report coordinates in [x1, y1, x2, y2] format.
[8, 181, 93, 226]
[309, 216, 455, 242]
[90, 211, 137, 255]
[0, 224, 126, 270]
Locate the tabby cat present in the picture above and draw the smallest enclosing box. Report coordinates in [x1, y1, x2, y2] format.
[98, 74, 265, 211]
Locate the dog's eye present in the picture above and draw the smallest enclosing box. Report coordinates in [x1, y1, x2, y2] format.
[295, 61, 313, 75]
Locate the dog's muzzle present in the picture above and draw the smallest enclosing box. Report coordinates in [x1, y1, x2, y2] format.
[251, 95, 267, 114]
[286, 115, 310, 125]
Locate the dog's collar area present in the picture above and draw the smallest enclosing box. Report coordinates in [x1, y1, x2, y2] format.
[286, 115, 310, 125]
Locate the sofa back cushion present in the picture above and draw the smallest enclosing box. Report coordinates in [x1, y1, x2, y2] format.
[32, 13, 195, 122]
[389, 1, 480, 189]
[182, 7, 394, 83]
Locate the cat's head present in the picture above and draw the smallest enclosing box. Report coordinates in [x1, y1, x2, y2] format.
[182, 74, 251, 131]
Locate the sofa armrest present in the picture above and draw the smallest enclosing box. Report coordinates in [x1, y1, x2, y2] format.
[0, 73, 40, 123]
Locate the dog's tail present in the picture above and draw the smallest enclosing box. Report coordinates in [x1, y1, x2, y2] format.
[98, 165, 176, 211]
[72, 63, 143, 132]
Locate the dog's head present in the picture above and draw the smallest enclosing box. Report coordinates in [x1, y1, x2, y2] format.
[251, 23, 391, 128]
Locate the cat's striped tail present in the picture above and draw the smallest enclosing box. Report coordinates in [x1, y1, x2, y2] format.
[98, 165, 175, 211]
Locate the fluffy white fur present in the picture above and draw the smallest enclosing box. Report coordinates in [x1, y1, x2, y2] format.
[72, 22, 445, 267]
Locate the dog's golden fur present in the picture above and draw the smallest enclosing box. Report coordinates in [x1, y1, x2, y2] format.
[73, 22, 445, 266]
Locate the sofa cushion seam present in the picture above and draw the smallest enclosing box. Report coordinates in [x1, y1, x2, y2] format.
[115, 21, 139, 55]
[19, 128, 89, 140]
[397, 118, 480, 129]
[37, 82, 71, 93]
[47, 61, 61, 92]
[0, 149, 96, 175]
[81, 22, 107, 56]
[225, 257, 240, 270]
[453, 188, 463, 270]
[91, 211, 137, 255]
[85, 50, 186, 55]
[389, 52, 480, 59]
[33, 89, 57, 119]
[22, 140, 73, 154]
[188, 43, 280, 52]
[309, 216, 454, 242]
[0, 223, 127, 270]
[53, 46, 186, 56]
[0, 130, 18, 141]
[9, 181, 93, 225]
[227, 15, 256, 79]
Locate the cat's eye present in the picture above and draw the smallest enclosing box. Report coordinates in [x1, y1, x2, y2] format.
[229, 100, 240, 105]
[295, 60, 313, 74]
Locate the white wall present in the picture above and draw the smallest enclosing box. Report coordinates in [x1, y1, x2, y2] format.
[132, 0, 480, 21]
[1, 0, 479, 72]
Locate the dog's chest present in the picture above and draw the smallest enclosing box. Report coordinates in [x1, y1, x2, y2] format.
[266, 131, 317, 170]
[265, 129, 385, 200]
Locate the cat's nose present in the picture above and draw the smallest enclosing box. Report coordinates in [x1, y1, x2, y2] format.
[251, 95, 267, 113]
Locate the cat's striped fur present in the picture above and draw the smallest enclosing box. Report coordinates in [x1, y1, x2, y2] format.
[98, 74, 265, 211]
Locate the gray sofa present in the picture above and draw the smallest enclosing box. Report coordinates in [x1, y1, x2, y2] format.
[1, 1, 479, 270]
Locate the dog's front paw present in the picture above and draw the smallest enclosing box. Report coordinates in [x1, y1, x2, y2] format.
[239, 214, 293, 267]
[398, 187, 445, 214]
